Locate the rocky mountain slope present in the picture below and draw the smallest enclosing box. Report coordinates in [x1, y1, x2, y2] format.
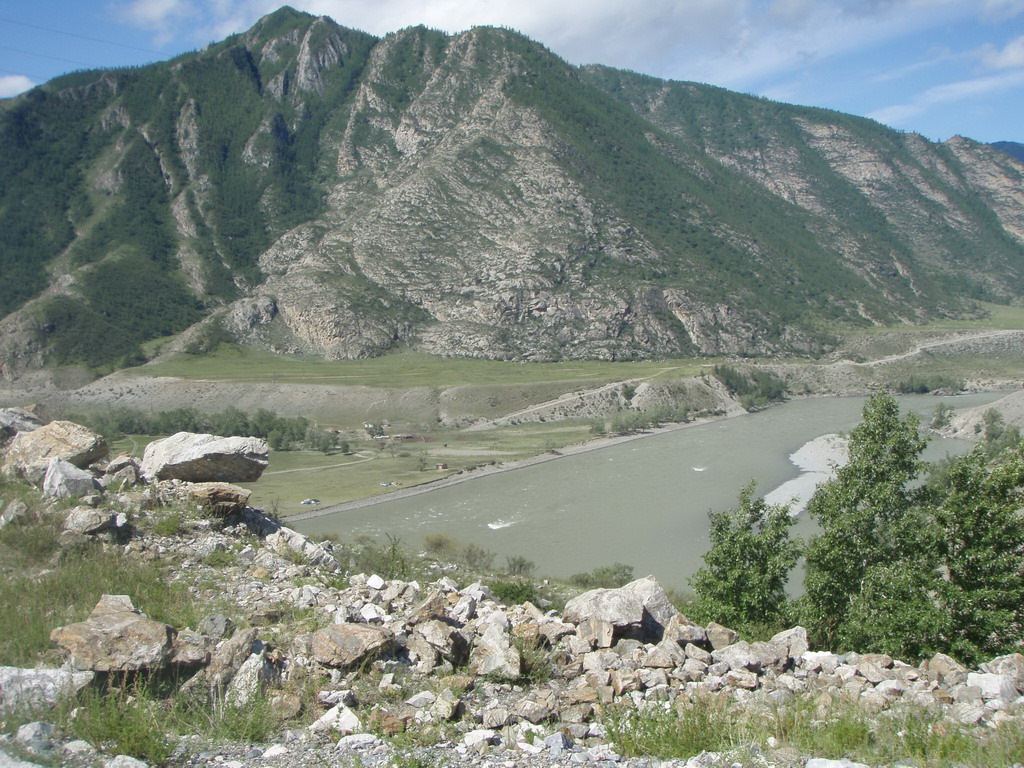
[1, 7, 1023, 378]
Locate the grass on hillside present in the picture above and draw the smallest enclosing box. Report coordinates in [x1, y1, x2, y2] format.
[842, 302, 1024, 340]
[0, 498, 200, 668]
[127, 347, 708, 388]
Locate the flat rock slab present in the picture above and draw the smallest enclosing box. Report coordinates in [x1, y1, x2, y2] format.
[0, 407, 42, 443]
[141, 432, 269, 483]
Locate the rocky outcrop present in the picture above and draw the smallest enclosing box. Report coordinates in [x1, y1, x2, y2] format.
[562, 576, 679, 643]
[185, 482, 252, 516]
[50, 595, 178, 672]
[3, 421, 107, 485]
[140, 432, 269, 483]
[3, 9, 1024, 381]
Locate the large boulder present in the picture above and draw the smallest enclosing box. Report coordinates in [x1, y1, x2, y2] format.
[563, 576, 678, 642]
[42, 458, 98, 499]
[311, 623, 394, 669]
[141, 432, 269, 483]
[50, 595, 177, 672]
[4, 421, 107, 485]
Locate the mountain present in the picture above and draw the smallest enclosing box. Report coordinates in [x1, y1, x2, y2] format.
[1, 6, 1023, 377]
[991, 141, 1024, 164]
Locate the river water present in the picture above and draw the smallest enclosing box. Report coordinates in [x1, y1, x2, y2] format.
[294, 393, 1002, 589]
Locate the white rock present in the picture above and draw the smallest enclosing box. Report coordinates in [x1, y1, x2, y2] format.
[336, 734, 381, 750]
[405, 690, 437, 708]
[43, 458, 97, 499]
[105, 756, 150, 768]
[310, 703, 361, 735]
[463, 729, 498, 748]
[966, 672, 1019, 702]
[365, 574, 386, 590]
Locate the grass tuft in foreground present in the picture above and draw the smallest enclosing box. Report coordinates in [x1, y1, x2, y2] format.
[607, 694, 1024, 768]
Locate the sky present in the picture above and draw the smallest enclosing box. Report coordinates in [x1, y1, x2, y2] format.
[1, 0, 1022, 143]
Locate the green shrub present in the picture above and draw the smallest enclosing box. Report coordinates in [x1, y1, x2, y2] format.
[423, 532, 459, 558]
[894, 374, 963, 394]
[712, 365, 788, 409]
[490, 579, 538, 605]
[569, 562, 634, 589]
[460, 543, 495, 570]
[505, 554, 536, 577]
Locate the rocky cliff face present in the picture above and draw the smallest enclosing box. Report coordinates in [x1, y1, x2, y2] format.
[1, 7, 1022, 377]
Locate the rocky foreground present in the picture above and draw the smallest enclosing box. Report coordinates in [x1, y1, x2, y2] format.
[1, 410, 1024, 768]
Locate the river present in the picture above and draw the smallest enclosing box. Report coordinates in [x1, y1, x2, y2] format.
[294, 393, 1003, 589]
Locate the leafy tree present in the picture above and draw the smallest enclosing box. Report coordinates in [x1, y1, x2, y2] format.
[978, 408, 1022, 456]
[303, 423, 337, 453]
[933, 445, 1024, 664]
[801, 393, 929, 648]
[837, 561, 949, 661]
[689, 483, 801, 631]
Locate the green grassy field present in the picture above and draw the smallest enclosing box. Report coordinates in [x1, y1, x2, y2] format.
[246, 421, 598, 512]
[130, 347, 709, 388]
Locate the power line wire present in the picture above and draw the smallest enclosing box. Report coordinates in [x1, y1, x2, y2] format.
[0, 16, 164, 55]
[0, 44, 96, 68]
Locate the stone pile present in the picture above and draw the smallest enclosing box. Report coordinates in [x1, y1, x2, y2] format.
[2, 418, 1024, 768]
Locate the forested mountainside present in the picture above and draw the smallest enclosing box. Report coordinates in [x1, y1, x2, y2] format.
[1, 6, 1023, 376]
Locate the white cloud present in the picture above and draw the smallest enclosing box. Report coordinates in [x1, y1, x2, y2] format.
[115, 0, 198, 44]
[869, 68, 1024, 126]
[0, 74, 36, 97]
[107, 0, 1024, 97]
[979, 34, 1024, 69]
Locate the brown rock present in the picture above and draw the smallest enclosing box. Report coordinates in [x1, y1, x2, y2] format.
[187, 482, 252, 516]
[312, 623, 394, 669]
[50, 595, 175, 672]
[705, 622, 739, 650]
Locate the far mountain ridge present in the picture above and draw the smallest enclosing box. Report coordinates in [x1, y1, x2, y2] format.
[0, 6, 1022, 377]
[991, 141, 1024, 163]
